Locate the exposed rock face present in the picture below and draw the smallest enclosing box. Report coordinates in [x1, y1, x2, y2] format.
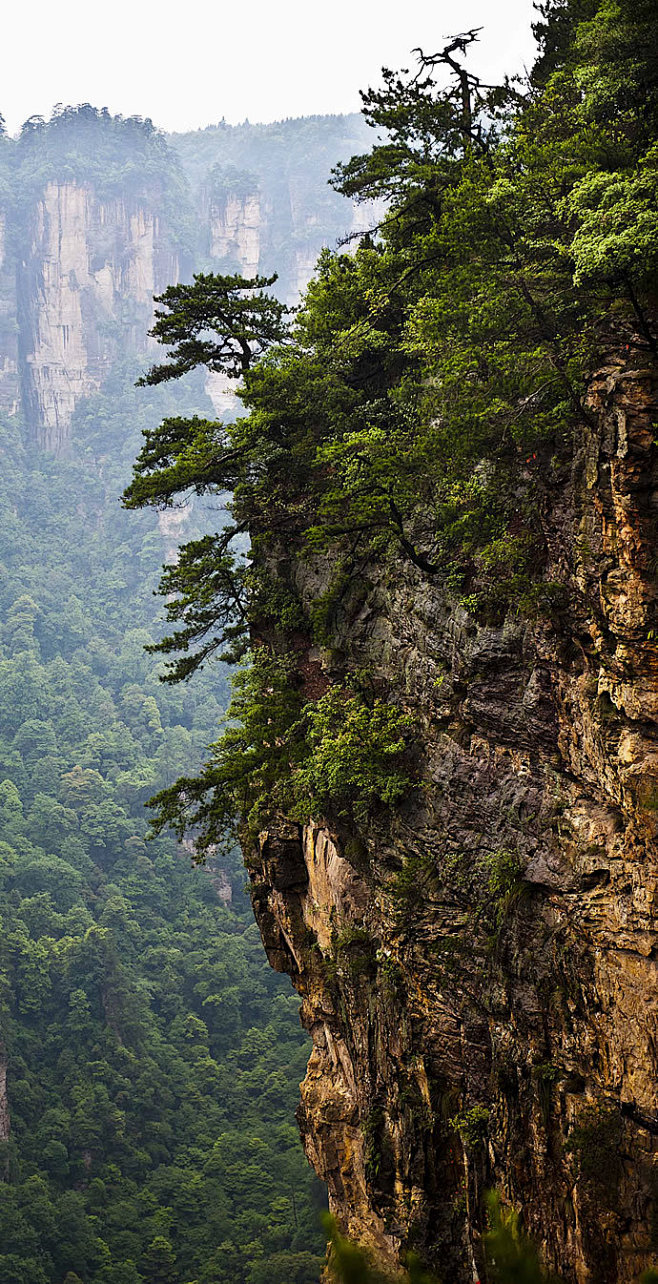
[3, 113, 377, 451]
[209, 191, 262, 279]
[203, 186, 384, 414]
[247, 358, 658, 1283]
[0, 211, 19, 417]
[17, 181, 179, 451]
[206, 181, 385, 307]
[158, 504, 192, 564]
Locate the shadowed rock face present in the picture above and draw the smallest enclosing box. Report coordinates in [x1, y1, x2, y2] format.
[246, 358, 658, 1284]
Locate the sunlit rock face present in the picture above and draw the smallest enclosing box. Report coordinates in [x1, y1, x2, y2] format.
[17, 181, 179, 452]
[246, 357, 658, 1284]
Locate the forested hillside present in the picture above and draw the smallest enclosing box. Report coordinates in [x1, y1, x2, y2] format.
[0, 363, 325, 1282]
[0, 98, 379, 1283]
[4, 0, 658, 1280]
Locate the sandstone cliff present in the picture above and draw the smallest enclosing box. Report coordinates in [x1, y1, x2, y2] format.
[208, 190, 263, 281]
[18, 181, 179, 451]
[0, 210, 19, 418]
[246, 356, 658, 1284]
[202, 166, 383, 309]
[2, 109, 373, 451]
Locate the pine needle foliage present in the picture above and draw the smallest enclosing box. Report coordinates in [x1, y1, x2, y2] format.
[126, 0, 658, 850]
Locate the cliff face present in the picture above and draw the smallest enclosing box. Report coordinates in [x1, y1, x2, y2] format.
[204, 178, 384, 308]
[18, 181, 179, 451]
[0, 210, 19, 418]
[3, 110, 374, 451]
[209, 191, 262, 281]
[247, 357, 658, 1284]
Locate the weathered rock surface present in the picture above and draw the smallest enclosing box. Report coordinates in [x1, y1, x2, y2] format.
[209, 191, 263, 280]
[17, 181, 179, 451]
[0, 211, 19, 418]
[247, 359, 658, 1283]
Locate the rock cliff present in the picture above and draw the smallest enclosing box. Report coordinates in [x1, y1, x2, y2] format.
[18, 181, 179, 451]
[2, 109, 374, 450]
[246, 355, 658, 1284]
[208, 190, 263, 281]
[0, 210, 19, 418]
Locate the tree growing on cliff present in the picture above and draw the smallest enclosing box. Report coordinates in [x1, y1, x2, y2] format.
[125, 0, 658, 854]
[123, 272, 292, 678]
[138, 271, 291, 387]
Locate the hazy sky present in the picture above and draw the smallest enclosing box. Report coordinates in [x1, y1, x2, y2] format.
[3, 0, 538, 137]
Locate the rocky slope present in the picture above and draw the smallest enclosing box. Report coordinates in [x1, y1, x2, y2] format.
[246, 353, 658, 1284]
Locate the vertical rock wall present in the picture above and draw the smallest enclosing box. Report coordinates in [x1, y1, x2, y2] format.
[17, 181, 179, 452]
[209, 191, 263, 279]
[0, 211, 19, 418]
[5, 142, 373, 448]
[205, 181, 385, 307]
[246, 358, 658, 1284]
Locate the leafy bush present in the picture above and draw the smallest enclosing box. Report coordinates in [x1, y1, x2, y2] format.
[150, 654, 414, 855]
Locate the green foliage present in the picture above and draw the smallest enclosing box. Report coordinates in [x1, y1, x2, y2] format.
[484, 1192, 562, 1284]
[208, 162, 259, 204]
[451, 1105, 490, 1149]
[136, 273, 292, 388]
[323, 1215, 439, 1284]
[169, 111, 375, 295]
[295, 688, 413, 822]
[387, 852, 437, 928]
[0, 370, 325, 1281]
[11, 105, 195, 250]
[565, 1103, 623, 1197]
[568, 146, 658, 291]
[331, 925, 377, 982]
[483, 851, 526, 926]
[124, 0, 658, 858]
[149, 655, 413, 855]
[324, 1216, 384, 1284]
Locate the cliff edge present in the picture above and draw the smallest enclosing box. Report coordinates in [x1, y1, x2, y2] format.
[122, 4, 658, 1278]
[247, 357, 658, 1284]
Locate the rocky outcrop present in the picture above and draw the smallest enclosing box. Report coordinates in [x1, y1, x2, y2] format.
[206, 179, 385, 306]
[17, 181, 179, 451]
[0, 211, 19, 417]
[209, 191, 262, 279]
[247, 357, 658, 1284]
[1, 113, 377, 450]
[158, 504, 192, 564]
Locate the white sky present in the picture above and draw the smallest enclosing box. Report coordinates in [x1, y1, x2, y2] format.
[2, 0, 538, 137]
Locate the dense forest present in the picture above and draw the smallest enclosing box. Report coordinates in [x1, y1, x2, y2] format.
[0, 364, 326, 1283]
[0, 87, 384, 1284]
[1, 0, 657, 1281]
